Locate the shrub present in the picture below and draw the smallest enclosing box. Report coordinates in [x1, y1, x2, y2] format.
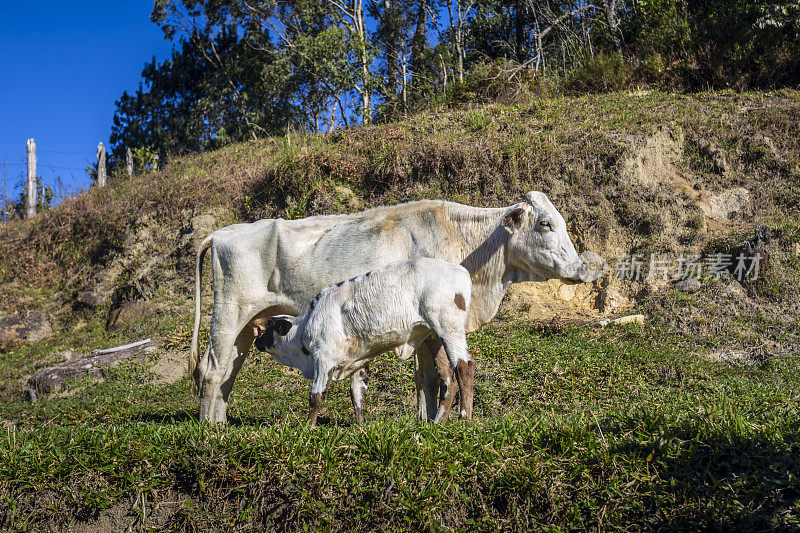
[563, 54, 630, 94]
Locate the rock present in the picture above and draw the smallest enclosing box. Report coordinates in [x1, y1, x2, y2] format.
[596, 286, 630, 316]
[699, 187, 751, 222]
[33, 349, 76, 369]
[106, 300, 153, 332]
[613, 314, 645, 326]
[674, 279, 702, 292]
[730, 226, 771, 284]
[501, 279, 601, 321]
[621, 128, 684, 190]
[333, 185, 364, 211]
[188, 212, 223, 246]
[28, 339, 155, 394]
[704, 349, 749, 364]
[600, 314, 645, 327]
[0, 310, 54, 349]
[77, 290, 106, 307]
[558, 284, 575, 301]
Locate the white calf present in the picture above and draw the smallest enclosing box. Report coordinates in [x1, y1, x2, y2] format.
[253, 257, 476, 426]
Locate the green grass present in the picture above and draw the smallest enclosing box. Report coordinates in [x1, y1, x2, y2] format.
[1, 319, 798, 531]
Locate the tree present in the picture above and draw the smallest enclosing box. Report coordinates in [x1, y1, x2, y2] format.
[109, 29, 293, 169]
[369, 0, 415, 116]
[107, 0, 800, 162]
[444, 0, 479, 82]
[327, 0, 376, 123]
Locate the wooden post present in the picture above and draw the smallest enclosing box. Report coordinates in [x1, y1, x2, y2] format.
[126, 148, 133, 178]
[26, 138, 36, 219]
[96, 143, 107, 187]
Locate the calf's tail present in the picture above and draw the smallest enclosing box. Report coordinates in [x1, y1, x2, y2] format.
[189, 234, 213, 395]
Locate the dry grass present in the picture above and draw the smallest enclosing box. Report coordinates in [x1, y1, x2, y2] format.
[0, 89, 798, 344]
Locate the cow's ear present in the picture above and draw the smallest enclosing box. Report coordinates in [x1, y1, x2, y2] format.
[502, 206, 528, 234]
[273, 318, 293, 336]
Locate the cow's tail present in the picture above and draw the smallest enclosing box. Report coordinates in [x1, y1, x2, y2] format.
[189, 234, 213, 396]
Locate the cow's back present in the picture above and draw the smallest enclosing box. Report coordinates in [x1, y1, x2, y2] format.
[208, 199, 497, 319]
[273, 201, 467, 308]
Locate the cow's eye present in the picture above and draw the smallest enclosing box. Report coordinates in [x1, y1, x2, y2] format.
[540, 220, 552, 230]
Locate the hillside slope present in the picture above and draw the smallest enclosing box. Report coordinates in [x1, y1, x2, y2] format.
[2, 89, 798, 349]
[0, 90, 799, 530]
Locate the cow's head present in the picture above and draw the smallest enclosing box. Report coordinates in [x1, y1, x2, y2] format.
[502, 191, 603, 283]
[254, 315, 295, 352]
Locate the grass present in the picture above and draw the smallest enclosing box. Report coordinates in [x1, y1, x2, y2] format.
[1, 89, 800, 529]
[1, 318, 798, 531]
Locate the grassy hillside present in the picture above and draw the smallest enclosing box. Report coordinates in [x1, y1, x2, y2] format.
[0, 90, 799, 530]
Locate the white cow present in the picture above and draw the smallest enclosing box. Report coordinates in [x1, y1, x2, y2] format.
[252, 258, 475, 426]
[191, 191, 597, 423]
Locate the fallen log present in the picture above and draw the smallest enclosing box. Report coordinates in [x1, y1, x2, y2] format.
[27, 339, 156, 396]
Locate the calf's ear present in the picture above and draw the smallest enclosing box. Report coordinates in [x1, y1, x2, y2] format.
[273, 318, 293, 336]
[502, 206, 529, 234]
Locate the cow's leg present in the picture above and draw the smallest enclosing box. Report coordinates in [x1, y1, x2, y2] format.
[309, 360, 334, 427]
[199, 329, 254, 424]
[216, 328, 256, 421]
[198, 327, 237, 424]
[199, 301, 262, 424]
[414, 338, 442, 421]
[434, 333, 474, 423]
[349, 366, 369, 425]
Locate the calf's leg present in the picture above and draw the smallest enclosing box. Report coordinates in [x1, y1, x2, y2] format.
[309, 362, 334, 427]
[454, 358, 475, 420]
[349, 367, 369, 424]
[434, 347, 457, 423]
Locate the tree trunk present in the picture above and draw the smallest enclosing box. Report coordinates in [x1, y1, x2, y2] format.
[411, 0, 428, 81]
[353, 0, 371, 124]
[515, 0, 526, 62]
[455, 36, 464, 83]
[603, 1, 622, 55]
[383, 0, 400, 97]
[401, 38, 408, 109]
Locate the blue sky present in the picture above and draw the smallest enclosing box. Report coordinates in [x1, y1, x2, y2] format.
[0, 1, 173, 201]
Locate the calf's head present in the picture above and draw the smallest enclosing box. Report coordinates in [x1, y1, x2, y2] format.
[503, 191, 603, 283]
[254, 315, 295, 353]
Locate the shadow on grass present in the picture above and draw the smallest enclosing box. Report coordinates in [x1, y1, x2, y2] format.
[228, 413, 360, 428]
[134, 410, 197, 424]
[593, 414, 800, 530]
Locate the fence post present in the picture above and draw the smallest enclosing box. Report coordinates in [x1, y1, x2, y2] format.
[26, 138, 36, 219]
[96, 143, 107, 187]
[126, 148, 133, 178]
[153, 153, 159, 172]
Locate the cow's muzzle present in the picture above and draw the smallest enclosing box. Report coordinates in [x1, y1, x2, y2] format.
[561, 251, 606, 284]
